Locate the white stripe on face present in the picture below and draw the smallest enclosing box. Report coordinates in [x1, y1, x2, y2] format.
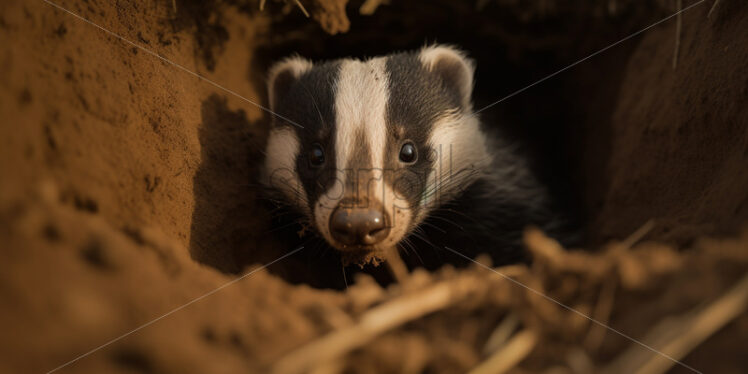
[314, 57, 396, 249]
[333, 57, 389, 173]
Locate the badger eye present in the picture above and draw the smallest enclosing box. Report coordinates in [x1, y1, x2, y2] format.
[309, 143, 325, 167]
[399, 142, 417, 163]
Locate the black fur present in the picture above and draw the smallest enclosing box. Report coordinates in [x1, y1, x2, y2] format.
[273, 61, 342, 212]
[403, 135, 577, 270]
[384, 53, 450, 220]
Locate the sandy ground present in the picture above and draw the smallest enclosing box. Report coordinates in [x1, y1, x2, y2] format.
[0, 0, 746, 373]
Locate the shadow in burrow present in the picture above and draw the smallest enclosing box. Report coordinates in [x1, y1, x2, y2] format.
[190, 94, 354, 288]
[190, 94, 266, 273]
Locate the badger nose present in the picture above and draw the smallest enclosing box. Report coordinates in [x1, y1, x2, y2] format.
[329, 206, 390, 246]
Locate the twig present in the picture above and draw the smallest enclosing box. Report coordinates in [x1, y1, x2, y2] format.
[359, 0, 388, 15]
[603, 272, 748, 374]
[385, 246, 410, 284]
[482, 312, 520, 355]
[524, 228, 610, 279]
[467, 330, 538, 374]
[584, 277, 618, 350]
[271, 276, 476, 374]
[673, 0, 683, 69]
[259, 0, 309, 18]
[293, 0, 310, 18]
[621, 220, 655, 249]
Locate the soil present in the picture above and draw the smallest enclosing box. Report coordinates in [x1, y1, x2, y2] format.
[584, 0, 748, 244]
[0, 0, 746, 373]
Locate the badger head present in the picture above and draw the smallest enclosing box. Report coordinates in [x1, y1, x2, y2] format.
[263, 45, 490, 264]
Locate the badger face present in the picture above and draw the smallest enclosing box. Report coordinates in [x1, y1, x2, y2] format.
[263, 45, 490, 263]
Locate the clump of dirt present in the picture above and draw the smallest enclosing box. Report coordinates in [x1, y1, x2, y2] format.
[0, 0, 746, 373]
[308, 0, 350, 34]
[0, 181, 346, 373]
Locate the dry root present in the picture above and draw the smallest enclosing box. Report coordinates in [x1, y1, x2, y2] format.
[268, 226, 748, 373]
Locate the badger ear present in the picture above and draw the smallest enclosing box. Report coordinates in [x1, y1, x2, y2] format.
[267, 56, 313, 111]
[419, 45, 475, 110]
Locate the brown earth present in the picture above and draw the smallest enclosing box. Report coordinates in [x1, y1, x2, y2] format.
[582, 0, 748, 244]
[0, 0, 746, 373]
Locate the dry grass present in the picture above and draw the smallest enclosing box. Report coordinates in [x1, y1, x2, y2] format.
[268, 228, 748, 373]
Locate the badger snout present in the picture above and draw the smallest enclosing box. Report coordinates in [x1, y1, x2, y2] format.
[329, 200, 390, 247]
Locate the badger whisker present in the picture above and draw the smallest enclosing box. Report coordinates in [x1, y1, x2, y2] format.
[424, 214, 464, 232]
[266, 220, 302, 234]
[419, 221, 447, 234]
[409, 228, 437, 249]
[421, 167, 482, 200]
[341, 263, 348, 289]
[398, 237, 423, 265]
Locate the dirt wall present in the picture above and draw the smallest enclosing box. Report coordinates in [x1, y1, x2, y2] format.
[581, 0, 748, 244]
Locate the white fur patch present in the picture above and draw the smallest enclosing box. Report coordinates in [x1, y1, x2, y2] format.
[264, 126, 309, 214]
[418, 45, 475, 110]
[418, 111, 489, 223]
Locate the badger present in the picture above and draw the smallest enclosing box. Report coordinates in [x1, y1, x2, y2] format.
[261, 45, 575, 274]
